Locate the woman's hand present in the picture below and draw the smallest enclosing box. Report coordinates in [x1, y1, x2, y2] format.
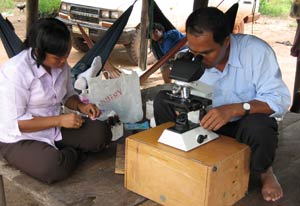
[59, 113, 85, 129]
[64, 95, 101, 120]
[78, 102, 101, 120]
[18, 113, 85, 132]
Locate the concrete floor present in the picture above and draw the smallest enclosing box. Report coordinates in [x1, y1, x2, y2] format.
[1, 95, 300, 206]
[234, 112, 300, 206]
[3, 178, 42, 206]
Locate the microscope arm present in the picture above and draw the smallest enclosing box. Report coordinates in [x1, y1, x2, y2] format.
[174, 80, 213, 100]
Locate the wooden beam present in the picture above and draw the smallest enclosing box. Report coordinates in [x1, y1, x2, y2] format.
[114, 144, 125, 174]
[193, 0, 208, 11]
[77, 23, 94, 49]
[139, 0, 149, 70]
[0, 176, 6, 206]
[26, 0, 38, 37]
[290, 58, 300, 113]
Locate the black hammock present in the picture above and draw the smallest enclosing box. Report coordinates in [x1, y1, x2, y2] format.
[148, 0, 176, 60]
[70, 1, 138, 84]
[1, 1, 238, 62]
[0, 1, 137, 84]
[0, 14, 24, 58]
[1, 1, 238, 73]
[148, 1, 239, 60]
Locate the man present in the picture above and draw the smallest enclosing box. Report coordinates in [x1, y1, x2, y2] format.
[154, 7, 290, 202]
[151, 23, 186, 83]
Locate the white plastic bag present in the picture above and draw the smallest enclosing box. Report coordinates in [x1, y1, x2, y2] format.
[87, 71, 143, 123]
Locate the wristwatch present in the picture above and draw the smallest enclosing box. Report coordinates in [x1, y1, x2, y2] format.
[242, 102, 251, 116]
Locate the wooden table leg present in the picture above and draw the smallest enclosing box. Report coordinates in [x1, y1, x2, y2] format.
[0, 175, 6, 206]
[290, 58, 300, 113]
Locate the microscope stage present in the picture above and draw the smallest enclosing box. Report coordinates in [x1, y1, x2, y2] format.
[158, 126, 219, 151]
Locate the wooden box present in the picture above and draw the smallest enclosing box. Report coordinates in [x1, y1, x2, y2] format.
[125, 122, 250, 206]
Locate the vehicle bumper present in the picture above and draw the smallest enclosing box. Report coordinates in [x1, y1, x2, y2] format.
[56, 16, 136, 45]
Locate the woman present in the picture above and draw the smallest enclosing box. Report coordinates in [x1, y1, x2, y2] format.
[0, 18, 111, 183]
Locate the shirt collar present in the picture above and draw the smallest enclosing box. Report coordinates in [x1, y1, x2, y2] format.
[204, 34, 242, 74]
[27, 48, 63, 78]
[26, 49, 46, 78]
[162, 30, 171, 40]
[227, 34, 242, 69]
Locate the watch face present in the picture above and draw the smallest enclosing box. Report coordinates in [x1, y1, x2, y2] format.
[243, 103, 251, 110]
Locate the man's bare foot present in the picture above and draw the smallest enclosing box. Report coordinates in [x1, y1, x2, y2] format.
[261, 167, 283, 201]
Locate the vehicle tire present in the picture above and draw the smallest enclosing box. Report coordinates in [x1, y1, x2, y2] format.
[72, 36, 89, 52]
[125, 27, 157, 66]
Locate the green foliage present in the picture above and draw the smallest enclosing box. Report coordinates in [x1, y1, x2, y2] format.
[259, 0, 293, 17]
[38, 0, 61, 17]
[0, 0, 14, 10]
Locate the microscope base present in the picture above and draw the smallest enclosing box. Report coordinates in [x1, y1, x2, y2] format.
[158, 126, 219, 151]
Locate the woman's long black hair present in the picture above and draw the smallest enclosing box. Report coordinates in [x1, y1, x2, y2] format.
[23, 18, 71, 67]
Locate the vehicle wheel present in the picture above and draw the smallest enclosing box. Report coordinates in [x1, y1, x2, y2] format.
[72, 36, 89, 52]
[125, 27, 157, 66]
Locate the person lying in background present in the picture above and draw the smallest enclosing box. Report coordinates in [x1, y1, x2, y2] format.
[151, 22, 187, 83]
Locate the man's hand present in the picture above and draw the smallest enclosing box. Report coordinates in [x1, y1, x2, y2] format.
[200, 104, 237, 131]
[78, 103, 101, 120]
[200, 100, 273, 131]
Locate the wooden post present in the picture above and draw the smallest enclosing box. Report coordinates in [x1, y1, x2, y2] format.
[26, 0, 39, 37]
[193, 0, 208, 10]
[139, 0, 149, 70]
[290, 19, 300, 113]
[0, 176, 6, 206]
[290, 58, 300, 113]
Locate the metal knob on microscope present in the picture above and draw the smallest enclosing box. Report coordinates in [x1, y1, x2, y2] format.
[182, 86, 190, 99]
[197, 134, 208, 144]
[172, 85, 181, 95]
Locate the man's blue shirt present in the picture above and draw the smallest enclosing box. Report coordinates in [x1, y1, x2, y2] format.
[159, 29, 185, 55]
[199, 34, 291, 118]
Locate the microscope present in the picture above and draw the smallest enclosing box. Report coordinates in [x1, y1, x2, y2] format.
[158, 52, 219, 151]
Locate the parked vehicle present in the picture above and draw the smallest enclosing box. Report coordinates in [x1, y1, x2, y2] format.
[209, 0, 260, 33]
[57, 0, 260, 65]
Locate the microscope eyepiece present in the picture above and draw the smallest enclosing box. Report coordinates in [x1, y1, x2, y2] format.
[169, 51, 205, 82]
